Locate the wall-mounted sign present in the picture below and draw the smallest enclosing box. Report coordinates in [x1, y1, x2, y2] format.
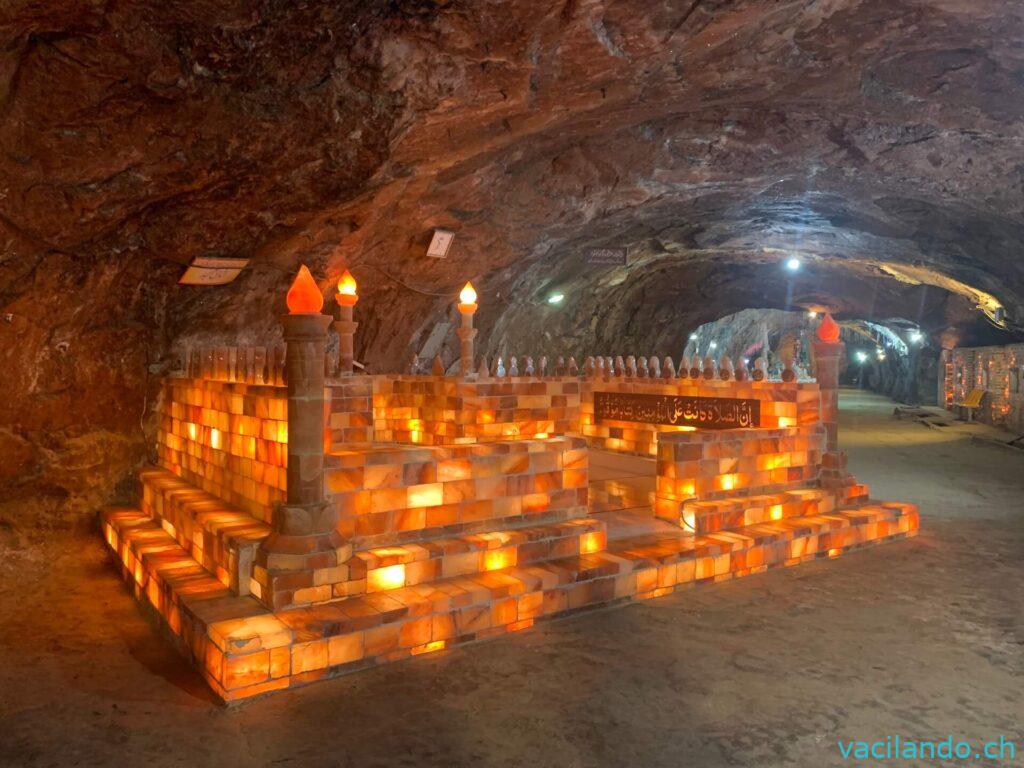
[426, 229, 455, 258]
[585, 247, 628, 266]
[179, 257, 249, 285]
[594, 391, 761, 429]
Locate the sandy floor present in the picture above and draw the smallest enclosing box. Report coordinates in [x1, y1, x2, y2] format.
[1, 390, 1021, 768]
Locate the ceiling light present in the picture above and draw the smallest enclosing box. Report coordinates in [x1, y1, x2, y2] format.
[709, 341, 717, 349]
[785, 257, 801, 272]
[689, 333, 698, 340]
[909, 330, 923, 343]
[807, 310, 818, 319]
[855, 351, 868, 363]
[547, 293, 564, 305]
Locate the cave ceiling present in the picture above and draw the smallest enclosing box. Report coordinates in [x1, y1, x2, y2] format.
[3, 0, 1024, 522]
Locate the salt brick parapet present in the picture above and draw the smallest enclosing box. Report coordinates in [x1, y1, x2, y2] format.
[371, 376, 580, 445]
[158, 378, 288, 522]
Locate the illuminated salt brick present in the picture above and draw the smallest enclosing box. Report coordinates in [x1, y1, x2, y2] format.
[364, 624, 401, 657]
[517, 591, 543, 620]
[291, 640, 329, 674]
[482, 547, 517, 573]
[367, 563, 406, 592]
[399, 617, 432, 648]
[223, 651, 271, 688]
[411, 640, 446, 656]
[432, 612, 456, 641]
[579, 530, 605, 554]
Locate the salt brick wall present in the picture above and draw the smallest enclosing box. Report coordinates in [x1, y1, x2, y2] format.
[654, 425, 825, 516]
[157, 378, 288, 522]
[370, 376, 579, 445]
[947, 344, 1024, 432]
[581, 378, 822, 456]
[326, 436, 589, 550]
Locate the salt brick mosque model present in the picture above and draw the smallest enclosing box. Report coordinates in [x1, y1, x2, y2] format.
[101, 266, 919, 702]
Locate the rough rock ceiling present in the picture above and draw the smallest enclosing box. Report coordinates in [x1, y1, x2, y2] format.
[2, 0, 1024, 525]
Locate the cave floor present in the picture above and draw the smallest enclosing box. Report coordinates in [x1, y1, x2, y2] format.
[2, 390, 1022, 768]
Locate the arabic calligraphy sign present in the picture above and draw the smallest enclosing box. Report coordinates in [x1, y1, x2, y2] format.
[594, 391, 760, 430]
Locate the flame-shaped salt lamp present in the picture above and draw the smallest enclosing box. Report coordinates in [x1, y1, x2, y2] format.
[286, 264, 324, 314]
[336, 269, 358, 307]
[459, 281, 477, 306]
[817, 313, 840, 344]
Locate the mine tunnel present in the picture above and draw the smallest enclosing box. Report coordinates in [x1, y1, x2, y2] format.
[1, 1, 1022, 765]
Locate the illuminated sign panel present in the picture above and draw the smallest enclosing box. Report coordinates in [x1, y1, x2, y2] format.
[594, 391, 760, 429]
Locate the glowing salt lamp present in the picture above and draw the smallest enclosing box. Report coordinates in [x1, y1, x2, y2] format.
[456, 281, 479, 378]
[336, 269, 358, 305]
[459, 281, 478, 308]
[286, 264, 324, 314]
[334, 268, 359, 375]
[817, 313, 840, 344]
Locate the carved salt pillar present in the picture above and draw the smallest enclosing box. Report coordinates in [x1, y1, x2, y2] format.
[753, 357, 767, 381]
[719, 355, 733, 380]
[702, 356, 716, 380]
[663, 356, 676, 379]
[689, 356, 702, 379]
[256, 265, 342, 611]
[734, 357, 749, 382]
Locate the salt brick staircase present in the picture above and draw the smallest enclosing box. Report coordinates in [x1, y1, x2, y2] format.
[101, 427, 917, 703]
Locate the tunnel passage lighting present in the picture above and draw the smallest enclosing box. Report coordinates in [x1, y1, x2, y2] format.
[709, 341, 718, 349]
[547, 293, 564, 305]
[909, 330, 923, 343]
[689, 333, 698, 340]
[807, 310, 818, 319]
[785, 257, 801, 272]
[855, 351, 868, 363]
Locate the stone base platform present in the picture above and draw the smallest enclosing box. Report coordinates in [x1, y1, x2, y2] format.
[101, 499, 918, 703]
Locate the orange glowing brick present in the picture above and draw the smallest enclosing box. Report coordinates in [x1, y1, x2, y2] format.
[828, 548, 841, 558]
[769, 504, 784, 521]
[407, 483, 443, 507]
[367, 563, 406, 592]
[579, 531, 605, 554]
[483, 548, 516, 571]
[411, 640, 446, 656]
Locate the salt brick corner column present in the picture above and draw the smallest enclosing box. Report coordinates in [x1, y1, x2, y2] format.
[812, 313, 850, 488]
[255, 266, 348, 611]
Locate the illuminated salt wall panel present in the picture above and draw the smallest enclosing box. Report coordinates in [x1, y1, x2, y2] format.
[157, 378, 288, 522]
[328, 436, 589, 547]
[581, 378, 821, 456]
[328, 377, 373, 444]
[654, 425, 826, 523]
[948, 344, 1024, 432]
[372, 376, 580, 445]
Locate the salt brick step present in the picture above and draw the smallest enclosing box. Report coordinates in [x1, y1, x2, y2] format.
[139, 467, 271, 596]
[101, 500, 917, 702]
[681, 487, 837, 535]
[354, 518, 607, 591]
